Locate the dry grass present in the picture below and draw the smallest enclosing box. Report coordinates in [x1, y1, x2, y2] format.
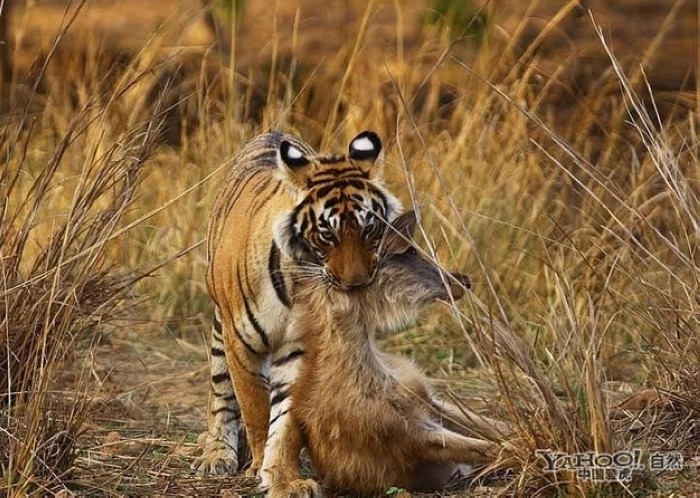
[1, 0, 697, 495]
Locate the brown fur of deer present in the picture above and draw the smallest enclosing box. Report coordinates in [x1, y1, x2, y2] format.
[262, 212, 510, 496]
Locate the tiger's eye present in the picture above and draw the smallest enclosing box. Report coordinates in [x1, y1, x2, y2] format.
[318, 230, 337, 246]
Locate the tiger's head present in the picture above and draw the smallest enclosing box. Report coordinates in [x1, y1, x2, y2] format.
[273, 131, 401, 290]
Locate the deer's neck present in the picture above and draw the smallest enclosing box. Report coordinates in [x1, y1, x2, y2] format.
[297, 290, 384, 375]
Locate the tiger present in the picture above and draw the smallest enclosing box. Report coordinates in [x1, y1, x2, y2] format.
[192, 130, 402, 478]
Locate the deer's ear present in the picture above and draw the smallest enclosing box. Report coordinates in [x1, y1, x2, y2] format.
[391, 210, 417, 237]
[382, 210, 417, 255]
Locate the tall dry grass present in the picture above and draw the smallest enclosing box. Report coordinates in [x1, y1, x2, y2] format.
[1, 0, 697, 495]
[403, 14, 698, 495]
[0, 4, 189, 493]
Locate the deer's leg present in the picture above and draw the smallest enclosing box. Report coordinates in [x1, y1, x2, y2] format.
[430, 396, 512, 441]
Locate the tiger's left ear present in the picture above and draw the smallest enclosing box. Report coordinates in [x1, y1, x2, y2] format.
[348, 131, 383, 176]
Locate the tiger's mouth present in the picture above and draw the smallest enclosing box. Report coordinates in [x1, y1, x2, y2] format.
[323, 268, 377, 292]
[324, 273, 356, 291]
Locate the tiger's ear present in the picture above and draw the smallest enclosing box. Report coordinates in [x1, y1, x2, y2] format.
[277, 140, 315, 191]
[382, 210, 417, 255]
[348, 131, 383, 176]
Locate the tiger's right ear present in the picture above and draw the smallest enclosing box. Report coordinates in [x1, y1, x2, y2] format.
[348, 131, 382, 162]
[277, 140, 315, 191]
[348, 131, 384, 179]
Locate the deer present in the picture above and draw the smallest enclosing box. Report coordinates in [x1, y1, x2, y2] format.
[258, 211, 511, 497]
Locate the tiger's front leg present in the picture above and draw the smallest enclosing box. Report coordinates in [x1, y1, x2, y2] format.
[259, 343, 321, 496]
[260, 413, 321, 498]
[194, 307, 272, 477]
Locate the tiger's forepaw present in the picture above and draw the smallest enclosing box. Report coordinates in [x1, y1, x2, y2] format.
[245, 464, 261, 478]
[191, 432, 239, 475]
[265, 479, 323, 498]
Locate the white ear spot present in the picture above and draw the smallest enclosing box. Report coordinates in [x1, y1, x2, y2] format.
[287, 144, 304, 159]
[280, 140, 310, 168]
[348, 131, 382, 162]
[351, 137, 375, 151]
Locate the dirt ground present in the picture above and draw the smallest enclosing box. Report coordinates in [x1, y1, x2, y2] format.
[60, 329, 256, 495]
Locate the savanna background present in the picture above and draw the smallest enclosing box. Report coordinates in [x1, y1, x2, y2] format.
[1, 0, 697, 495]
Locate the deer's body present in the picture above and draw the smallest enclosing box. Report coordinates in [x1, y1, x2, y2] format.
[261, 213, 509, 496]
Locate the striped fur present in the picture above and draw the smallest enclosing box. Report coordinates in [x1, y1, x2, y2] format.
[260, 212, 509, 496]
[192, 131, 401, 477]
